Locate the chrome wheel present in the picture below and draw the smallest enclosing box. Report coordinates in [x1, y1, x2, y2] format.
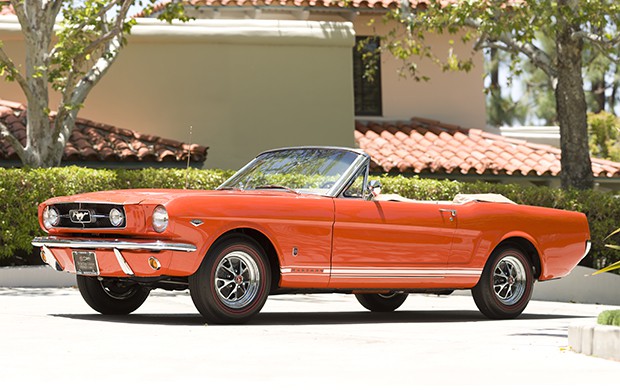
[493, 255, 527, 306]
[214, 250, 260, 309]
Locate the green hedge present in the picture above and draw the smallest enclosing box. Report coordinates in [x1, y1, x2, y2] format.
[0, 167, 233, 265]
[598, 310, 620, 326]
[0, 167, 617, 270]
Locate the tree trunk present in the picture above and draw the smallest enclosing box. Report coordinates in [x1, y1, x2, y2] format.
[609, 63, 619, 116]
[16, 2, 64, 167]
[555, 9, 594, 190]
[488, 47, 503, 126]
[591, 77, 606, 113]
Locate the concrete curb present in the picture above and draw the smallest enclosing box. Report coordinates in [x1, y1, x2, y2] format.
[569, 324, 620, 361]
[0, 266, 76, 288]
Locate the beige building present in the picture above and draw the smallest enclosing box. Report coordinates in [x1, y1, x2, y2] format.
[0, 3, 486, 170]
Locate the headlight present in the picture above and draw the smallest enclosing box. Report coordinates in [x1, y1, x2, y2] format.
[43, 206, 60, 229]
[152, 205, 168, 233]
[109, 208, 124, 227]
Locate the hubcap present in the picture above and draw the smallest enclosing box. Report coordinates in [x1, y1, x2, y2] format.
[215, 250, 260, 309]
[493, 255, 527, 306]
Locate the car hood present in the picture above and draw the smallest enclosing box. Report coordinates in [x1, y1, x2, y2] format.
[43, 188, 312, 206]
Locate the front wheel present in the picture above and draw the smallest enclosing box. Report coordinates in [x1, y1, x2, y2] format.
[76, 276, 150, 315]
[355, 292, 408, 312]
[472, 246, 534, 319]
[189, 236, 271, 324]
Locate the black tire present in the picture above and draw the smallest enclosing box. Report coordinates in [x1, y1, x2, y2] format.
[76, 276, 150, 315]
[189, 235, 271, 324]
[355, 292, 408, 312]
[472, 245, 534, 319]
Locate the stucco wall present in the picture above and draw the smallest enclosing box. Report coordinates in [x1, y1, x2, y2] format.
[352, 14, 487, 130]
[1, 14, 488, 169]
[0, 18, 356, 170]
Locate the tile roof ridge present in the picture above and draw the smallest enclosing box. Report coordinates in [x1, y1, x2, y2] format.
[0, 0, 15, 16]
[409, 116, 470, 132]
[0, 99, 26, 110]
[135, 0, 443, 16]
[591, 156, 620, 168]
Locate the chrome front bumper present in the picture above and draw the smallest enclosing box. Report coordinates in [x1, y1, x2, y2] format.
[32, 236, 197, 252]
[32, 236, 197, 276]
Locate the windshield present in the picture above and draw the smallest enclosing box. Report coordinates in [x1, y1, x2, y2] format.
[219, 148, 365, 196]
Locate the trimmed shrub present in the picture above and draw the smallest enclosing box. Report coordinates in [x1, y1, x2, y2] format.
[0, 167, 233, 266]
[598, 310, 620, 326]
[0, 167, 616, 270]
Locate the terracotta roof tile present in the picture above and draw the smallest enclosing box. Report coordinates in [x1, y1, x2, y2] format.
[52, 0, 459, 18]
[0, 0, 14, 15]
[355, 117, 620, 178]
[134, 0, 457, 17]
[0, 99, 208, 165]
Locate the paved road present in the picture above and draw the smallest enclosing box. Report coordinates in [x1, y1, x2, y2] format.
[1, 288, 618, 388]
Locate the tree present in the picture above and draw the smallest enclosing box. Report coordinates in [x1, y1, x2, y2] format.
[588, 111, 620, 161]
[491, 34, 620, 125]
[387, 0, 620, 189]
[485, 47, 527, 127]
[0, 0, 187, 168]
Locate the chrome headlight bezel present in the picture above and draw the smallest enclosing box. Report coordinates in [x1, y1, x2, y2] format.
[152, 205, 169, 233]
[109, 208, 124, 227]
[43, 206, 60, 230]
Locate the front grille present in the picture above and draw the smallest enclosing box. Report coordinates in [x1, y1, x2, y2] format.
[51, 203, 127, 229]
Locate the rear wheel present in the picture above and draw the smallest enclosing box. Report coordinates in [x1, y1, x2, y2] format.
[76, 276, 150, 315]
[472, 246, 534, 319]
[355, 292, 408, 312]
[189, 236, 271, 324]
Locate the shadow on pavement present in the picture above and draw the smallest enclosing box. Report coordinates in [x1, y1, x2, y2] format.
[51, 310, 591, 326]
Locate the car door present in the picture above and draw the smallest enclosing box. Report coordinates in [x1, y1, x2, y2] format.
[329, 198, 458, 289]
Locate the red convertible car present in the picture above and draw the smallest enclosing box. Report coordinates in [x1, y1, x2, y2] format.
[32, 147, 590, 324]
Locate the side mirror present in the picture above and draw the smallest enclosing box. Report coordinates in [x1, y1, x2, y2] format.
[367, 180, 382, 200]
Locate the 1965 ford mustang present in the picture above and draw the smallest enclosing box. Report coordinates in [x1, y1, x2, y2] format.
[32, 147, 590, 324]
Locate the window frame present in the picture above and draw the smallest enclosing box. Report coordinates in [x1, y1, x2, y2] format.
[353, 36, 383, 117]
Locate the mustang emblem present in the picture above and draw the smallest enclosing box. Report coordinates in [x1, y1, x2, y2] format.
[69, 209, 92, 223]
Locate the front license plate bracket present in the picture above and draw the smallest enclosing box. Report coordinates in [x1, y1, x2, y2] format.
[73, 251, 99, 276]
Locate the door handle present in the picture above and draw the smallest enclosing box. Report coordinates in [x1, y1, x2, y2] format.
[439, 209, 457, 221]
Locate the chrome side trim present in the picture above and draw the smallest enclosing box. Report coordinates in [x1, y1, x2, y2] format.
[190, 219, 204, 227]
[330, 268, 483, 278]
[580, 240, 592, 261]
[113, 249, 135, 276]
[32, 236, 196, 252]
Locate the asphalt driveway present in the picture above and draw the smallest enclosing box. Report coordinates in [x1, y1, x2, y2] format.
[1, 288, 618, 388]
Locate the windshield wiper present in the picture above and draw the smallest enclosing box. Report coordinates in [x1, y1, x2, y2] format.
[216, 186, 241, 191]
[254, 185, 299, 194]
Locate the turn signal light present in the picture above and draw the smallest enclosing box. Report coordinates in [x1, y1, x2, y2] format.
[148, 257, 161, 271]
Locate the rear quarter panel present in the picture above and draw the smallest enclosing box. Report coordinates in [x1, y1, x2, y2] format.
[451, 202, 590, 280]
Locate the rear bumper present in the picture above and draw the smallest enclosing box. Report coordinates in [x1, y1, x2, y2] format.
[581, 240, 592, 261]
